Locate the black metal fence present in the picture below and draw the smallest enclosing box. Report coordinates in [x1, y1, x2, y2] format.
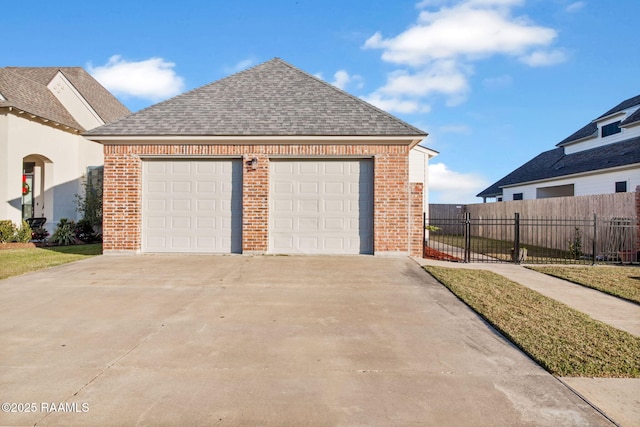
[424, 212, 639, 264]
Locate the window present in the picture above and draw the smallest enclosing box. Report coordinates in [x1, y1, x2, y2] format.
[601, 121, 621, 137]
[615, 181, 627, 193]
[536, 184, 574, 199]
[513, 193, 523, 200]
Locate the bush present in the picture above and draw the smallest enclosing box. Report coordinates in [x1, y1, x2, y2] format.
[50, 218, 76, 246]
[0, 220, 14, 243]
[75, 178, 102, 227]
[74, 218, 96, 243]
[15, 221, 32, 243]
[0, 220, 32, 243]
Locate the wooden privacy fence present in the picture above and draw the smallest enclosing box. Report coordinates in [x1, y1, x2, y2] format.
[430, 192, 637, 220]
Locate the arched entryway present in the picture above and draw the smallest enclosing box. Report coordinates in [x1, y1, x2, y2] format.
[22, 154, 53, 221]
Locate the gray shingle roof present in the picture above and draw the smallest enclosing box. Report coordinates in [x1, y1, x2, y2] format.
[558, 93, 640, 146]
[477, 137, 640, 198]
[0, 67, 130, 131]
[85, 58, 426, 137]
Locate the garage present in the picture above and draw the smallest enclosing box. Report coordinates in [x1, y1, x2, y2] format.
[142, 159, 242, 253]
[269, 159, 374, 254]
[89, 58, 432, 256]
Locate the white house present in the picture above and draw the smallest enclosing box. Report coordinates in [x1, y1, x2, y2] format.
[410, 144, 439, 211]
[478, 94, 640, 202]
[0, 67, 130, 230]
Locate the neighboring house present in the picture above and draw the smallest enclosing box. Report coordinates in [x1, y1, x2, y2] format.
[0, 67, 130, 230]
[477, 94, 640, 202]
[85, 58, 437, 256]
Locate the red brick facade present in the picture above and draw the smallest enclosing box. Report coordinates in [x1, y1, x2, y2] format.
[102, 142, 424, 257]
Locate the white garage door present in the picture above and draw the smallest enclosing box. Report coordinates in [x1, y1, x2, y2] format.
[142, 159, 242, 253]
[270, 159, 373, 254]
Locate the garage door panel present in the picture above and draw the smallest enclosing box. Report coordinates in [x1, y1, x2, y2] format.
[299, 217, 319, 230]
[299, 182, 318, 193]
[325, 199, 344, 212]
[143, 159, 242, 253]
[299, 200, 319, 212]
[146, 216, 166, 229]
[300, 162, 319, 174]
[171, 162, 191, 174]
[269, 159, 373, 254]
[196, 181, 215, 193]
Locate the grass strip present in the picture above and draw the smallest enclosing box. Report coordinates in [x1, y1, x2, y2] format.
[527, 265, 640, 305]
[0, 244, 102, 280]
[424, 265, 640, 378]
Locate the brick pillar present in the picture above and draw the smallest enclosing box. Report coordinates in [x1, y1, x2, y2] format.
[410, 182, 424, 257]
[242, 154, 269, 253]
[102, 147, 142, 253]
[374, 153, 409, 254]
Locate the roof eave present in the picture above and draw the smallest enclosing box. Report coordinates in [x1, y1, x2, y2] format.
[498, 162, 640, 189]
[594, 110, 626, 123]
[556, 132, 597, 147]
[86, 134, 427, 145]
[1, 105, 83, 133]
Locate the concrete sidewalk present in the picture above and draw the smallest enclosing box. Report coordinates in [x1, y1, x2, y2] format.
[414, 257, 640, 427]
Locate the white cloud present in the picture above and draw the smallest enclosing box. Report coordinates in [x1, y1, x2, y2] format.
[365, 60, 469, 111]
[363, 0, 565, 111]
[330, 70, 364, 90]
[365, 2, 557, 66]
[88, 55, 184, 101]
[429, 162, 489, 203]
[566, 2, 585, 13]
[379, 61, 469, 97]
[519, 49, 567, 66]
[362, 93, 431, 114]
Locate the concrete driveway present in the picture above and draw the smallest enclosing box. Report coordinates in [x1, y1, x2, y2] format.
[0, 255, 611, 426]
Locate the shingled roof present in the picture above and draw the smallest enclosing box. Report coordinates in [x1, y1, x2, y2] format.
[557, 93, 640, 146]
[0, 67, 130, 131]
[477, 137, 640, 198]
[85, 58, 426, 137]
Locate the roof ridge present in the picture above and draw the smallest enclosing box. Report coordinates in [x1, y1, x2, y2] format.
[273, 58, 427, 136]
[596, 93, 640, 119]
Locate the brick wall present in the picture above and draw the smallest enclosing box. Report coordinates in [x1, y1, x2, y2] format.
[102, 143, 423, 255]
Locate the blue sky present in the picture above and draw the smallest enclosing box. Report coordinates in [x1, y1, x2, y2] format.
[6, 0, 639, 203]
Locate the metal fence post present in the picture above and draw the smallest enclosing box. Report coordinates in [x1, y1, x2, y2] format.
[464, 212, 471, 263]
[423, 212, 427, 258]
[513, 212, 520, 264]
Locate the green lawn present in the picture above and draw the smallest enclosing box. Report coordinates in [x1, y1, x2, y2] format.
[0, 244, 102, 280]
[429, 234, 588, 264]
[424, 265, 640, 378]
[527, 265, 640, 304]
